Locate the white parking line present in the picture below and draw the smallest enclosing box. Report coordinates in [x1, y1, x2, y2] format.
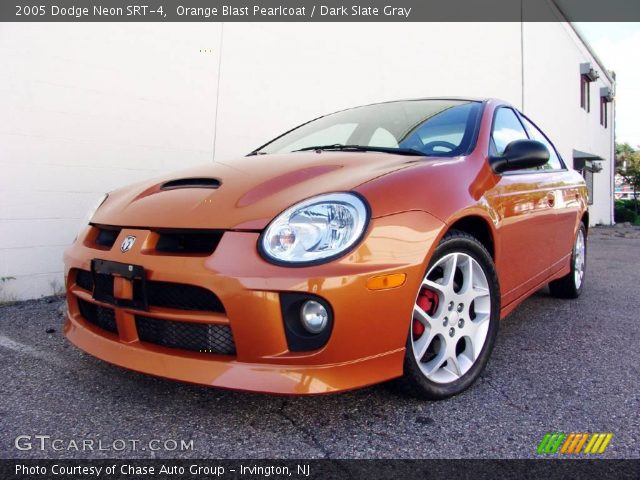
[0, 334, 67, 367]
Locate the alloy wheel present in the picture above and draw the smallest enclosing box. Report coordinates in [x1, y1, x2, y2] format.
[574, 229, 586, 289]
[411, 252, 491, 384]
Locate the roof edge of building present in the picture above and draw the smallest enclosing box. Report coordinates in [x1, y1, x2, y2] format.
[550, 1, 615, 85]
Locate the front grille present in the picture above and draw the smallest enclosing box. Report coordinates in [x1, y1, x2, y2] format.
[135, 316, 235, 355]
[94, 272, 114, 297]
[73, 269, 225, 313]
[89, 225, 222, 255]
[155, 230, 223, 255]
[74, 270, 114, 298]
[77, 298, 118, 334]
[134, 280, 224, 313]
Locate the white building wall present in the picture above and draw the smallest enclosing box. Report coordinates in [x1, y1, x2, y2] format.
[522, 21, 614, 226]
[0, 20, 613, 300]
[213, 22, 522, 160]
[0, 23, 222, 300]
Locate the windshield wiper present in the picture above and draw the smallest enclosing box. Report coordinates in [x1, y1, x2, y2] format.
[293, 144, 426, 157]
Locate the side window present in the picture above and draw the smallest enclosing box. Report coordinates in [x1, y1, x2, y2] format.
[520, 116, 564, 170]
[490, 108, 528, 156]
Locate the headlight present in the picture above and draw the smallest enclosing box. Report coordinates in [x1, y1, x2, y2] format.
[259, 192, 369, 265]
[78, 193, 108, 236]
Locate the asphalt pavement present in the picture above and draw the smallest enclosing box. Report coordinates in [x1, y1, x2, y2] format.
[1, 227, 638, 459]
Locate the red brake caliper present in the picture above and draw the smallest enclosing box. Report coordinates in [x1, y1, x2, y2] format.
[413, 288, 439, 340]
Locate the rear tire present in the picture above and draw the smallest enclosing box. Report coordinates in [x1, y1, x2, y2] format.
[549, 223, 587, 299]
[398, 230, 500, 400]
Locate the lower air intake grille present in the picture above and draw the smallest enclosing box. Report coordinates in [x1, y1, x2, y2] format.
[134, 281, 225, 313]
[75, 270, 93, 292]
[77, 298, 118, 334]
[73, 269, 224, 313]
[74, 269, 114, 298]
[135, 316, 235, 355]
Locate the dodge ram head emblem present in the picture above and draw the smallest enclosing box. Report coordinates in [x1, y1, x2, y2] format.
[120, 235, 136, 253]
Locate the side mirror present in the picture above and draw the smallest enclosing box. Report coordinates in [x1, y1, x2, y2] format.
[490, 139, 549, 173]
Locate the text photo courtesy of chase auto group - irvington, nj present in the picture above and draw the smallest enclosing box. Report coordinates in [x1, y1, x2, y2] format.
[0, 1, 639, 479]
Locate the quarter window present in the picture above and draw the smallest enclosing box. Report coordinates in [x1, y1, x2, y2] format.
[520, 116, 564, 170]
[490, 108, 528, 156]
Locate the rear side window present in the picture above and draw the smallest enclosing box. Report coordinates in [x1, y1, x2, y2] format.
[520, 116, 564, 170]
[490, 108, 528, 156]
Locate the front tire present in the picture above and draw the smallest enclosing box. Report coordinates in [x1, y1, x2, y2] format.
[399, 230, 500, 400]
[549, 223, 587, 299]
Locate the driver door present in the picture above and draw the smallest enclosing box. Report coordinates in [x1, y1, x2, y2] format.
[484, 107, 559, 306]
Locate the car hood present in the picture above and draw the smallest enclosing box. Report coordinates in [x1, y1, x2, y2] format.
[92, 152, 429, 230]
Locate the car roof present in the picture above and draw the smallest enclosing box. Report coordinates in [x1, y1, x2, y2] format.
[341, 97, 512, 113]
[369, 97, 506, 106]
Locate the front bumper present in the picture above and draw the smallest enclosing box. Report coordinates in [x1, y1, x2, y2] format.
[63, 210, 443, 394]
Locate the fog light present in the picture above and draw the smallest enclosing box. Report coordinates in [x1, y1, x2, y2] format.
[300, 300, 328, 334]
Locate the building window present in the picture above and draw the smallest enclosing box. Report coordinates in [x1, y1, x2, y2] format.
[580, 75, 590, 112]
[600, 87, 614, 129]
[600, 97, 608, 128]
[579, 63, 599, 113]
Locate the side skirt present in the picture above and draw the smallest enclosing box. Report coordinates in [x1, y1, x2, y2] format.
[499, 253, 571, 319]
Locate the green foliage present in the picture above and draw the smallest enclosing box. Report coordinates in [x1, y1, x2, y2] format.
[1, 277, 16, 283]
[615, 199, 639, 211]
[614, 205, 637, 223]
[616, 143, 640, 214]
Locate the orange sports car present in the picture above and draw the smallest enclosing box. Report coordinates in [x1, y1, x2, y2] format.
[64, 98, 588, 399]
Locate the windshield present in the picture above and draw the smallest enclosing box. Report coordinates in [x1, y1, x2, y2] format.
[254, 99, 483, 157]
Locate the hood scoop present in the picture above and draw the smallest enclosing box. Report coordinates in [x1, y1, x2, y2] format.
[160, 177, 221, 190]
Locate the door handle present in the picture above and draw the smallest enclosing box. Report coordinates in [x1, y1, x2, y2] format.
[547, 193, 555, 207]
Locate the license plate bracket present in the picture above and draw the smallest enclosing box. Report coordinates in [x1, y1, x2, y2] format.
[91, 259, 148, 310]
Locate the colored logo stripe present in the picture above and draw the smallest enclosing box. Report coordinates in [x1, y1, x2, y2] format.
[538, 432, 613, 454]
[537, 433, 566, 454]
[584, 433, 613, 454]
[560, 432, 589, 454]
